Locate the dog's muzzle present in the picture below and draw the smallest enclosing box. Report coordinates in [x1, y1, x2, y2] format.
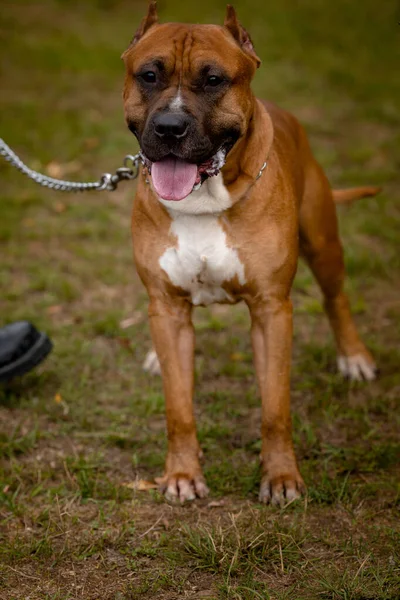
[137, 109, 236, 201]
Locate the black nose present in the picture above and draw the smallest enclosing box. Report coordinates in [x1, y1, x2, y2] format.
[153, 112, 189, 139]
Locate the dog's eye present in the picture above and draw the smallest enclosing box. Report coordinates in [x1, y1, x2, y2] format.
[206, 75, 223, 87]
[140, 71, 157, 84]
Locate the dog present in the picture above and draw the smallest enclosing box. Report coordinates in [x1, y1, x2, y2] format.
[122, 2, 379, 504]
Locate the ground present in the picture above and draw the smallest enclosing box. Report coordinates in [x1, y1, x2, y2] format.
[0, 1, 399, 599]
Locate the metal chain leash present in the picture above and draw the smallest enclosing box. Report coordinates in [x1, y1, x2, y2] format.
[1, 137, 268, 193]
[0, 138, 141, 192]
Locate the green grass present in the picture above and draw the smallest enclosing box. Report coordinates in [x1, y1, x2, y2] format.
[0, 0, 399, 598]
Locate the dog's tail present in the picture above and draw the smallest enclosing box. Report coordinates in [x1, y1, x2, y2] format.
[332, 186, 381, 204]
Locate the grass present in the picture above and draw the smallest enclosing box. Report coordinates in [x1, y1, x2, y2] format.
[0, 0, 399, 598]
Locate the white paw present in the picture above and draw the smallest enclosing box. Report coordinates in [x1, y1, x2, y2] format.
[337, 354, 377, 381]
[143, 349, 161, 376]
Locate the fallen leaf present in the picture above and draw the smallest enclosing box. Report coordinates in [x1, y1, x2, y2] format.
[46, 161, 63, 178]
[207, 500, 225, 508]
[119, 312, 143, 329]
[46, 160, 82, 178]
[122, 480, 158, 491]
[54, 393, 69, 416]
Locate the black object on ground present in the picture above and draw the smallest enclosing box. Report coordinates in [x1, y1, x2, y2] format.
[0, 321, 53, 382]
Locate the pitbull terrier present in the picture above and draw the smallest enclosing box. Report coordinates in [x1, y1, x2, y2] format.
[122, 2, 379, 504]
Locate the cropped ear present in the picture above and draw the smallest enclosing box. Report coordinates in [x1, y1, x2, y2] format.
[224, 5, 261, 68]
[123, 0, 158, 54]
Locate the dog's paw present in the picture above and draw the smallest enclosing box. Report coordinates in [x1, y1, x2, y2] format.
[259, 474, 305, 506]
[337, 353, 377, 381]
[156, 473, 209, 504]
[143, 349, 161, 376]
[259, 455, 305, 506]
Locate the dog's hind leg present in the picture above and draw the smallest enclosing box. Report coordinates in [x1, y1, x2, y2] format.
[299, 160, 377, 381]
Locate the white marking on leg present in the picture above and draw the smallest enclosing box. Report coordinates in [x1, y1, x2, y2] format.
[143, 349, 161, 375]
[337, 354, 377, 381]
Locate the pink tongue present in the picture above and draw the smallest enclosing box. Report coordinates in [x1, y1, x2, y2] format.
[152, 157, 198, 201]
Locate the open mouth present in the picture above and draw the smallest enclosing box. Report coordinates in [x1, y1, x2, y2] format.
[140, 149, 227, 201]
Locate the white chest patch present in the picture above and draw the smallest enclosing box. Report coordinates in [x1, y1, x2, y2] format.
[158, 175, 246, 306]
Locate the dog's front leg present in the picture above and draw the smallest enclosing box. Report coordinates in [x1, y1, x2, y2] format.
[148, 296, 208, 503]
[249, 296, 305, 505]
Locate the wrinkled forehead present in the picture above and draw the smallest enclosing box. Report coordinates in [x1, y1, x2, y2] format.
[123, 23, 249, 78]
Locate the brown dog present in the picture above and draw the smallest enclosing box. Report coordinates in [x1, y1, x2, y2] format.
[122, 3, 379, 504]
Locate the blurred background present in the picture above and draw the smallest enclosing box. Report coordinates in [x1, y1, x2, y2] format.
[0, 2, 399, 598]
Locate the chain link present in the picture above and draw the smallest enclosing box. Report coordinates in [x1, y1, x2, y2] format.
[0, 138, 141, 192]
[255, 160, 267, 181]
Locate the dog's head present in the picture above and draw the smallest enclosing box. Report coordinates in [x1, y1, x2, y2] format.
[122, 2, 260, 201]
